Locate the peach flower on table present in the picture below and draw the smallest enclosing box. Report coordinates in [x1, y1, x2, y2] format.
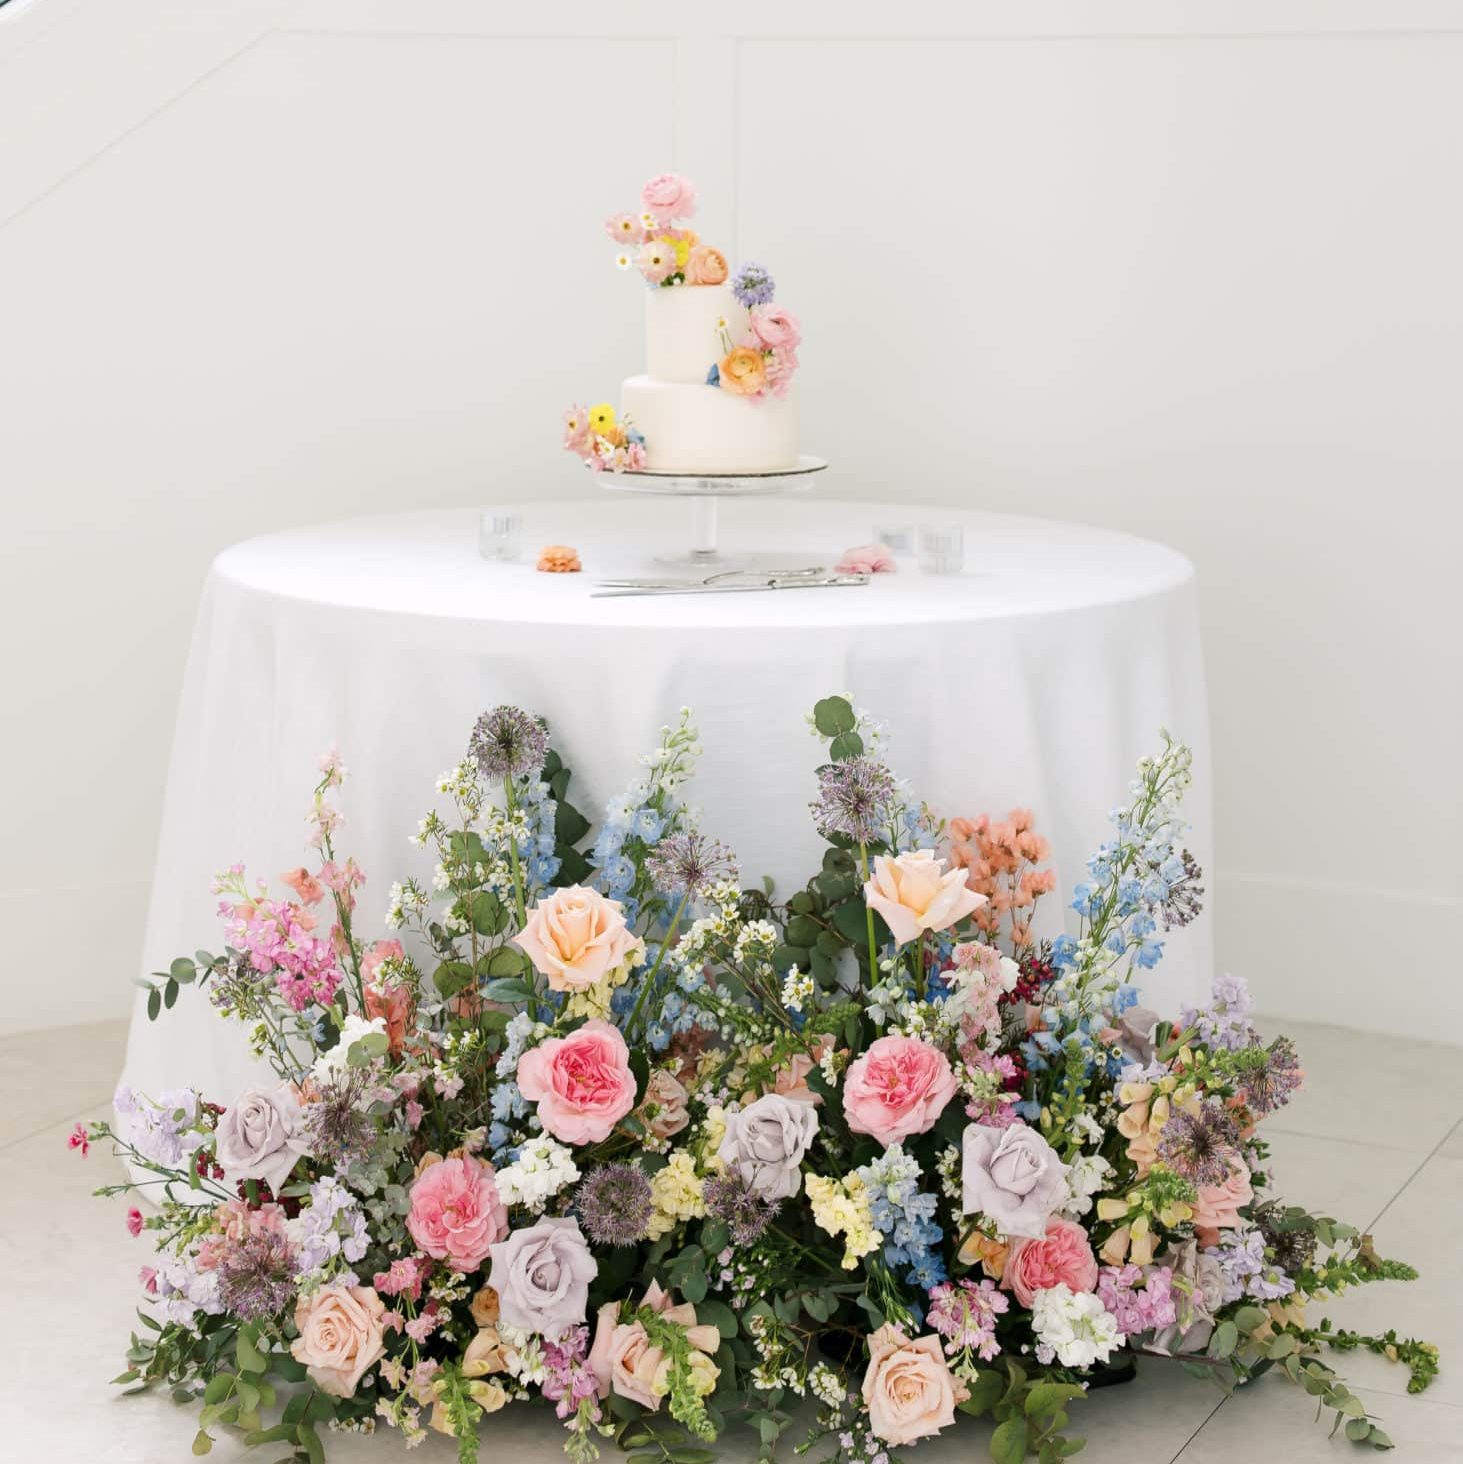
[684, 244, 728, 285]
[290, 1281, 388, 1398]
[516, 1018, 638, 1145]
[835, 543, 897, 575]
[513, 884, 639, 993]
[842, 1034, 958, 1146]
[862, 848, 987, 947]
[861, 1323, 967, 1446]
[1002, 1217, 1099, 1306]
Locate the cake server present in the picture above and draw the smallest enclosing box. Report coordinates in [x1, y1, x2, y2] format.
[593, 565, 827, 590]
[592, 572, 869, 598]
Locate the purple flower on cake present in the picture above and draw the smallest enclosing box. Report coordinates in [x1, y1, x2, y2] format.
[731, 261, 775, 308]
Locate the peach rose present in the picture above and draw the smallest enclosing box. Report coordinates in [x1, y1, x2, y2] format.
[842, 1035, 957, 1147]
[517, 1019, 638, 1145]
[718, 346, 767, 397]
[767, 1034, 836, 1107]
[638, 1066, 691, 1139]
[1002, 1218, 1099, 1307]
[684, 245, 728, 285]
[470, 1283, 501, 1328]
[1192, 1156, 1254, 1246]
[861, 1324, 967, 1446]
[513, 885, 639, 992]
[863, 849, 987, 947]
[290, 1282, 387, 1398]
[587, 1282, 720, 1409]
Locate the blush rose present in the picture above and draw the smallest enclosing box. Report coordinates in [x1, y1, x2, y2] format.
[516, 1019, 638, 1145]
[1191, 1155, 1254, 1246]
[861, 1324, 967, 1446]
[863, 849, 987, 947]
[513, 885, 639, 993]
[842, 1035, 958, 1147]
[641, 172, 697, 222]
[406, 1156, 508, 1272]
[290, 1282, 387, 1397]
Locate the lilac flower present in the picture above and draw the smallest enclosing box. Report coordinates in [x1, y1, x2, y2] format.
[730, 261, 775, 308]
[810, 757, 897, 845]
[1181, 972, 1257, 1051]
[291, 1176, 370, 1278]
[1096, 1264, 1177, 1337]
[468, 705, 548, 780]
[645, 830, 738, 898]
[926, 1278, 1008, 1360]
[112, 1084, 207, 1169]
[575, 1164, 653, 1247]
[1207, 1229, 1295, 1305]
[541, 1324, 603, 1422]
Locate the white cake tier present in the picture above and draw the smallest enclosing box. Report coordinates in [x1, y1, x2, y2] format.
[644, 282, 748, 384]
[621, 374, 799, 475]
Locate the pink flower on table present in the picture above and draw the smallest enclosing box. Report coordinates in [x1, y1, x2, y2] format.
[1002, 1218, 1099, 1307]
[517, 1019, 637, 1145]
[749, 304, 801, 351]
[1191, 1155, 1255, 1246]
[623, 440, 648, 471]
[641, 172, 697, 222]
[361, 938, 404, 984]
[126, 1207, 145, 1237]
[318, 858, 364, 913]
[514, 884, 639, 993]
[835, 543, 897, 575]
[67, 1122, 89, 1156]
[863, 849, 986, 947]
[406, 1156, 508, 1273]
[604, 212, 648, 246]
[280, 866, 326, 905]
[842, 1034, 958, 1147]
[637, 238, 678, 284]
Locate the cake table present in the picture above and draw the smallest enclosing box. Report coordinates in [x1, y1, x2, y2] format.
[119, 498, 1212, 1103]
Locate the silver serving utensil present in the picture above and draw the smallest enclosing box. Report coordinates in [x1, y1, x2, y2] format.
[592, 572, 869, 599]
[594, 565, 826, 591]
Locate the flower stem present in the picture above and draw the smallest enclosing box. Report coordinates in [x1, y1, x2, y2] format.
[503, 776, 528, 929]
[625, 889, 691, 1036]
[857, 842, 879, 989]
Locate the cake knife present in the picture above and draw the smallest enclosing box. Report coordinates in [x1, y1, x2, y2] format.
[592, 572, 869, 598]
[594, 566, 827, 590]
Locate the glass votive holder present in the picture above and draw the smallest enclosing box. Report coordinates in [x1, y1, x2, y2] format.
[917, 523, 965, 575]
[872, 522, 916, 558]
[479, 511, 522, 562]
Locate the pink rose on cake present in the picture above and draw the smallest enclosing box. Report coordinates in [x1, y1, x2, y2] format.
[749, 304, 801, 352]
[517, 1019, 638, 1144]
[641, 172, 697, 223]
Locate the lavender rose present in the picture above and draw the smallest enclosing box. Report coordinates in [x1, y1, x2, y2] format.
[961, 1121, 1068, 1239]
[215, 1082, 309, 1197]
[716, 1092, 819, 1201]
[486, 1216, 598, 1340]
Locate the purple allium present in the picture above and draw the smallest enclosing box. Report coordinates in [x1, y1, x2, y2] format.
[575, 1163, 653, 1247]
[730, 261, 775, 308]
[704, 1172, 780, 1246]
[215, 1228, 299, 1320]
[810, 756, 897, 845]
[302, 1069, 377, 1168]
[468, 705, 548, 780]
[925, 1277, 1008, 1360]
[1096, 1264, 1177, 1337]
[1156, 1099, 1241, 1187]
[645, 830, 739, 898]
[1161, 849, 1205, 930]
[1241, 1035, 1303, 1117]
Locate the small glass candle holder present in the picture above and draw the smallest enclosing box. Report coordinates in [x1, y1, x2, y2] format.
[479, 511, 522, 562]
[917, 523, 965, 575]
[872, 522, 916, 558]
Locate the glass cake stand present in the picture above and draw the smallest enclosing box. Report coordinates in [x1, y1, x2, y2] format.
[599, 455, 828, 567]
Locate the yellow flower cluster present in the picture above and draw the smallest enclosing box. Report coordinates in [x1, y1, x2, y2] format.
[1116, 1073, 1201, 1175]
[646, 1150, 707, 1239]
[562, 942, 644, 1021]
[806, 1172, 881, 1270]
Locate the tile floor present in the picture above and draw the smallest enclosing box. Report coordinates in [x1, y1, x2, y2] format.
[2, 1017, 1459, 1463]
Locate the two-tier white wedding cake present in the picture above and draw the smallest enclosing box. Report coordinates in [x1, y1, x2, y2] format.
[564, 173, 802, 478]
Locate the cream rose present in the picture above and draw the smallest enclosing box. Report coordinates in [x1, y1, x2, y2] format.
[513, 885, 639, 992]
[861, 1324, 967, 1446]
[290, 1282, 387, 1398]
[863, 849, 987, 947]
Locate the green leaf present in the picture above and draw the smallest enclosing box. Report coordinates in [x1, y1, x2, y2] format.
[147, 988, 161, 1021]
[802, 1290, 834, 1323]
[829, 730, 864, 762]
[191, 1430, 213, 1457]
[693, 1298, 738, 1340]
[432, 961, 474, 999]
[483, 947, 531, 978]
[991, 1416, 1030, 1464]
[959, 1369, 1005, 1417]
[467, 891, 508, 936]
[681, 1267, 708, 1304]
[164, 978, 179, 1009]
[346, 1031, 390, 1066]
[831, 897, 872, 945]
[236, 1330, 266, 1375]
[1210, 1321, 1239, 1358]
[1026, 1382, 1084, 1418]
[1267, 1333, 1300, 1359]
[812, 696, 856, 737]
[202, 1373, 235, 1405]
[1233, 1305, 1268, 1333]
[170, 957, 197, 981]
[297, 1422, 325, 1464]
[555, 802, 591, 846]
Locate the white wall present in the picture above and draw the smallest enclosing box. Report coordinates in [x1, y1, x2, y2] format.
[2, 0, 1459, 1037]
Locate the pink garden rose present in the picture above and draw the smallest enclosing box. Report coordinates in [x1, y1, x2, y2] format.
[406, 1156, 508, 1272]
[834, 543, 897, 575]
[513, 885, 639, 993]
[1002, 1218, 1099, 1307]
[516, 1019, 638, 1145]
[641, 172, 697, 222]
[290, 1282, 387, 1398]
[842, 1035, 958, 1147]
[1192, 1155, 1255, 1246]
[749, 304, 802, 352]
[863, 849, 987, 947]
[861, 1324, 966, 1446]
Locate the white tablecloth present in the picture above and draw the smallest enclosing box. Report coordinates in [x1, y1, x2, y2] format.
[121, 498, 1212, 1103]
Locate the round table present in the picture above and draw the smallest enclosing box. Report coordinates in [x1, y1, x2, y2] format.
[121, 499, 1212, 1104]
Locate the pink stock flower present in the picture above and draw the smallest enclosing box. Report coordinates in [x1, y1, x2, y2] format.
[406, 1157, 508, 1273]
[280, 866, 326, 905]
[126, 1207, 145, 1237]
[1002, 1219, 1100, 1307]
[374, 1256, 429, 1301]
[842, 1035, 958, 1147]
[835, 543, 897, 575]
[318, 858, 364, 912]
[67, 1123, 90, 1156]
[517, 1019, 637, 1145]
[640, 172, 697, 222]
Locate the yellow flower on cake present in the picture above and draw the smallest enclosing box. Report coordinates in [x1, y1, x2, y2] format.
[588, 403, 617, 434]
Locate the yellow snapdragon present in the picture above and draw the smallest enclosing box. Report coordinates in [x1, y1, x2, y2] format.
[806, 1173, 880, 1269]
[646, 1150, 707, 1239]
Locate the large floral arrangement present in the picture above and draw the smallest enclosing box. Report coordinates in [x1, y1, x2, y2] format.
[82, 698, 1434, 1464]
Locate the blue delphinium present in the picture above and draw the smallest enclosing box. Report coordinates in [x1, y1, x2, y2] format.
[858, 1146, 946, 1296]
